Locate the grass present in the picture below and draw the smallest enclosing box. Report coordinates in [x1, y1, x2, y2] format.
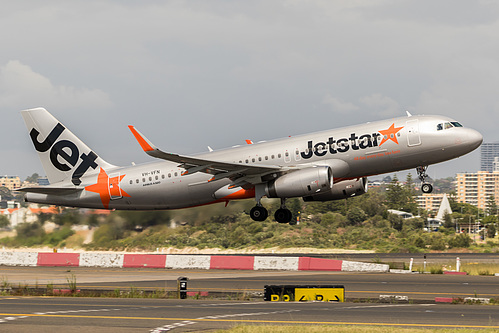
[213, 325, 499, 333]
[411, 262, 499, 275]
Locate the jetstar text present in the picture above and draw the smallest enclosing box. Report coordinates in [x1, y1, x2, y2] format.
[300, 133, 381, 159]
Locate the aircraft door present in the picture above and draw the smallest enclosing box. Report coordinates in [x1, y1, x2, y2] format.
[108, 173, 123, 200]
[284, 149, 291, 163]
[406, 119, 421, 146]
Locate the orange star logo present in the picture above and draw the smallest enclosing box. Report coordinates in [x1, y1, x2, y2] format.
[85, 168, 131, 209]
[378, 123, 404, 146]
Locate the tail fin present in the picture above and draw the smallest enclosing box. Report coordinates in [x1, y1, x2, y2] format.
[21, 107, 116, 186]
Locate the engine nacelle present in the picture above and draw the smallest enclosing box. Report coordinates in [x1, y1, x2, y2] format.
[302, 177, 368, 202]
[266, 166, 333, 198]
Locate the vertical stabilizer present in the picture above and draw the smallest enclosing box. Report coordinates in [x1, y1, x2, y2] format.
[21, 107, 116, 185]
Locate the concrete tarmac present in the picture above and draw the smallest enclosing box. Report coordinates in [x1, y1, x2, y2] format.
[1, 266, 498, 301]
[1, 297, 498, 332]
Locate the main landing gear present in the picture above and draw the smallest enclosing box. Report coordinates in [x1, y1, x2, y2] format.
[250, 205, 268, 222]
[274, 198, 293, 224]
[416, 165, 433, 193]
[249, 198, 294, 224]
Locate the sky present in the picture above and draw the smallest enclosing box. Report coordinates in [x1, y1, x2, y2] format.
[2, 0, 499, 181]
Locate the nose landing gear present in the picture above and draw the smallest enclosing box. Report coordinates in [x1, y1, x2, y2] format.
[416, 166, 433, 193]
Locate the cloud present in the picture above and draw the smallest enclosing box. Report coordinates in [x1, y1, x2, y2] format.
[0, 60, 113, 110]
[359, 94, 401, 117]
[322, 94, 360, 113]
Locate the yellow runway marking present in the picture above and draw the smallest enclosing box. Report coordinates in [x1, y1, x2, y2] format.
[0, 313, 498, 329]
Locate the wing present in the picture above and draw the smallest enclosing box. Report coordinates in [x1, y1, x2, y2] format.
[128, 126, 283, 185]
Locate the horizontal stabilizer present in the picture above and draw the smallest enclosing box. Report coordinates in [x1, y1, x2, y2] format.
[16, 186, 84, 195]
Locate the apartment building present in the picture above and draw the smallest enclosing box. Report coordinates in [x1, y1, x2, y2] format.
[416, 193, 454, 213]
[481, 143, 499, 172]
[455, 171, 499, 210]
[0, 176, 21, 191]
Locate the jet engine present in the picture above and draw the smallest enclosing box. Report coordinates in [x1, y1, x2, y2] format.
[302, 177, 367, 202]
[266, 166, 333, 198]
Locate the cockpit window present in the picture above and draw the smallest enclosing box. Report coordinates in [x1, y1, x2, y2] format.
[437, 122, 462, 131]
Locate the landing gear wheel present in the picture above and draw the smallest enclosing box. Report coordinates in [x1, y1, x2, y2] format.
[421, 183, 433, 194]
[416, 166, 433, 194]
[250, 206, 268, 222]
[274, 208, 292, 224]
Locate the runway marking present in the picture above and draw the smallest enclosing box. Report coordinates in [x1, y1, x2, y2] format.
[343, 304, 436, 309]
[0, 312, 498, 329]
[0, 306, 156, 326]
[150, 309, 300, 332]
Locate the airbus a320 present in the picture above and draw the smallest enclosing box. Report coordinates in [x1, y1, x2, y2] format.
[19, 108, 482, 224]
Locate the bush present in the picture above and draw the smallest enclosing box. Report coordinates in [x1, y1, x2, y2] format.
[448, 233, 471, 248]
[430, 234, 446, 251]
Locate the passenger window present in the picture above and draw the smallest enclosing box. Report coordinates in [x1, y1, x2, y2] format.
[149, 177, 152, 181]
[278, 153, 282, 158]
[252, 158, 255, 162]
[285, 152, 289, 157]
[174, 172, 178, 177]
[258, 157, 262, 162]
[129, 180, 133, 185]
[142, 178, 146, 182]
[245, 159, 249, 163]
[168, 173, 171, 178]
[136, 179, 139, 184]
[162, 174, 165, 179]
[155, 176, 159, 180]
[265, 156, 268, 160]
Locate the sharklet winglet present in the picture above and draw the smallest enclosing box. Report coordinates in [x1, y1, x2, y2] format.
[128, 125, 156, 152]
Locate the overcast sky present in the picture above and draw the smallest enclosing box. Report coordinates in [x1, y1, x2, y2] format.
[2, 0, 498, 181]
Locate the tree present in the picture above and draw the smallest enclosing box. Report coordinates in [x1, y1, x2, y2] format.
[487, 224, 496, 239]
[0, 215, 9, 228]
[25, 173, 40, 184]
[0, 187, 14, 201]
[486, 196, 498, 216]
[346, 206, 367, 225]
[385, 174, 417, 214]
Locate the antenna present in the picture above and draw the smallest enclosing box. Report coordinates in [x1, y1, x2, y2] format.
[406, 110, 412, 117]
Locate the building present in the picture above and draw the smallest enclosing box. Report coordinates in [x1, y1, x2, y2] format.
[455, 171, 499, 210]
[494, 157, 499, 172]
[480, 142, 499, 172]
[0, 204, 59, 228]
[0, 176, 21, 191]
[416, 193, 454, 213]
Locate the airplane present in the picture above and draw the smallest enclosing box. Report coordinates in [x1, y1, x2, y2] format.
[19, 108, 482, 224]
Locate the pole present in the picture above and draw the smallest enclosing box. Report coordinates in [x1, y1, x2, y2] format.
[456, 257, 460, 272]
[409, 258, 414, 272]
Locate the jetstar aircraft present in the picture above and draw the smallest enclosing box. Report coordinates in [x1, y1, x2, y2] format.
[19, 108, 482, 224]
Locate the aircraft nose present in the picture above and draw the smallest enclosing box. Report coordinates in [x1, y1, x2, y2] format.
[463, 128, 483, 151]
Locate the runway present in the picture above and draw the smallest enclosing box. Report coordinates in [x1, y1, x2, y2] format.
[1, 297, 498, 332]
[1, 266, 498, 301]
[1, 266, 498, 332]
